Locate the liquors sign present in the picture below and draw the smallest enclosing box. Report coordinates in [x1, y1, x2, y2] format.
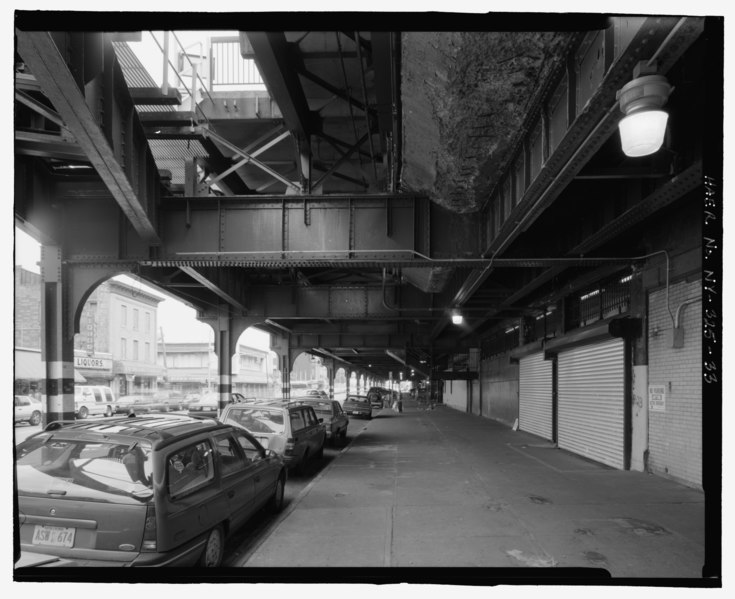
[74, 356, 112, 370]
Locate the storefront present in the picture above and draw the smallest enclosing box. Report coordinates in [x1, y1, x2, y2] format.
[113, 360, 166, 397]
[74, 351, 113, 387]
[15, 348, 87, 395]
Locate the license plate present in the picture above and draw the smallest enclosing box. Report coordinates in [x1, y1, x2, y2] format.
[352, 411, 361, 415]
[32, 525, 76, 548]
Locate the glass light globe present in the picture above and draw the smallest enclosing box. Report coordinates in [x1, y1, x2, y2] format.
[618, 110, 669, 157]
[451, 313, 463, 325]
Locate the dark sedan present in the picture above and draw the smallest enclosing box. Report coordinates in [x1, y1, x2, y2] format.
[342, 395, 372, 419]
[290, 398, 349, 445]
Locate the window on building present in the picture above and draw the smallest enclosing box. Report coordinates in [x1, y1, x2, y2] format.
[145, 311, 151, 333]
[145, 342, 150, 362]
[133, 340, 139, 361]
[133, 308, 139, 331]
[121, 338, 127, 359]
[121, 305, 127, 327]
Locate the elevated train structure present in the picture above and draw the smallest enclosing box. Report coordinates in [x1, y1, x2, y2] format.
[14, 13, 720, 491]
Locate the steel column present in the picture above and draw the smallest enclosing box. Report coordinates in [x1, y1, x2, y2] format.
[326, 359, 335, 401]
[40, 246, 75, 424]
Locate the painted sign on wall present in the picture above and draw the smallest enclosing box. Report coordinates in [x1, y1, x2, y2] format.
[648, 384, 666, 412]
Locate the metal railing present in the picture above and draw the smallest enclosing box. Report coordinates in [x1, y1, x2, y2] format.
[210, 36, 263, 87]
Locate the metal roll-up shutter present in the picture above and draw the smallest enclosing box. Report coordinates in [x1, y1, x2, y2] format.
[518, 352, 553, 440]
[557, 338, 625, 469]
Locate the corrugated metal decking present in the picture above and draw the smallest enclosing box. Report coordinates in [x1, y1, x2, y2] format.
[557, 338, 625, 469]
[518, 352, 554, 441]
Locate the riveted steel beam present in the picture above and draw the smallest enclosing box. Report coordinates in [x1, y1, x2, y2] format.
[179, 266, 248, 315]
[244, 32, 318, 140]
[15, 131, 87, 162]
[371, 32, 396, 155]
[158, 194, 422, 262]
[16, 31, 161, 244]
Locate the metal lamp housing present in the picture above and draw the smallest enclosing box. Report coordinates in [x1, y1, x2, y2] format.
[616, 73, 672, 157]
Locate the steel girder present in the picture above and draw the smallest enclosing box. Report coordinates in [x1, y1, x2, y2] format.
[155, 195, 477, 264]
[244, 31, 316, 189]
[243, 32, 318, 140]
[16, 30, 161, 244]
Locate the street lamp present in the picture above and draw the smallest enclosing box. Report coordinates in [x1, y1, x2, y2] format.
[616, 61, 672, 157]
[451, 309, 464, 325]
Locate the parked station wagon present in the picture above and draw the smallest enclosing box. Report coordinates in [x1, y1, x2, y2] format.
[14, 414, 286, 567]
[220, 401, 326, 474]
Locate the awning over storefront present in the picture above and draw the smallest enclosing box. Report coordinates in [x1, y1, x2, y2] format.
[15, 349, 86, 382]
[113, 360, 166, 377]
[233, 372, 269, 385]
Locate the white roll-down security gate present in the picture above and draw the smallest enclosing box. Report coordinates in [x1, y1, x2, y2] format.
[557, 338, 625, 469]
[518, 352, 554, 441]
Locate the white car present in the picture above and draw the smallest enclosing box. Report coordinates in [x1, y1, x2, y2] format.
[15, 395, 44, 426]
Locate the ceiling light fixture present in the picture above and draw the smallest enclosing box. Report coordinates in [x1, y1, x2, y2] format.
[616, 61, 672, 157]
[451, 309, 463, 325]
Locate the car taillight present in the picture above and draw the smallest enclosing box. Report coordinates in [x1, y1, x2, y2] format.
[285, 438, 295, 455]
[141, 505, 157, 552]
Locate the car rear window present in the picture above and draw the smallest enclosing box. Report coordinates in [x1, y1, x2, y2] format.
[290, 410, 306, 431]
[16, 435, 154, 499]
[346, 396, 368, 403]
[225, 406, 285, 434]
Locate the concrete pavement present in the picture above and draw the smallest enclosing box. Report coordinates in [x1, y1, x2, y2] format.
[238, 399, 708, 580]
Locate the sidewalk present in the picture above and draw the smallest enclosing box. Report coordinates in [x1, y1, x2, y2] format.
[238, 400, 706, 578]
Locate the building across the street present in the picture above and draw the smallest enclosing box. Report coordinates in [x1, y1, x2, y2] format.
[158, 340, 275, 398]
[14, 267, 166, 398]
[77, 279, 165, 397]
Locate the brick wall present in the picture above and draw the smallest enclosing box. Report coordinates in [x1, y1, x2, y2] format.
[647, 279, 702, 488]
[479, 353, 519, 427]
[14, 268, 42, 349]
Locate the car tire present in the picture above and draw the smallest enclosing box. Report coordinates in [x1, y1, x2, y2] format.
[199, 525, 224, 567]
[29, 411, 42, 426]
[105, 405, 113, 417]
[269, 473, 285, 513]
[78, 406, 88, 419]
